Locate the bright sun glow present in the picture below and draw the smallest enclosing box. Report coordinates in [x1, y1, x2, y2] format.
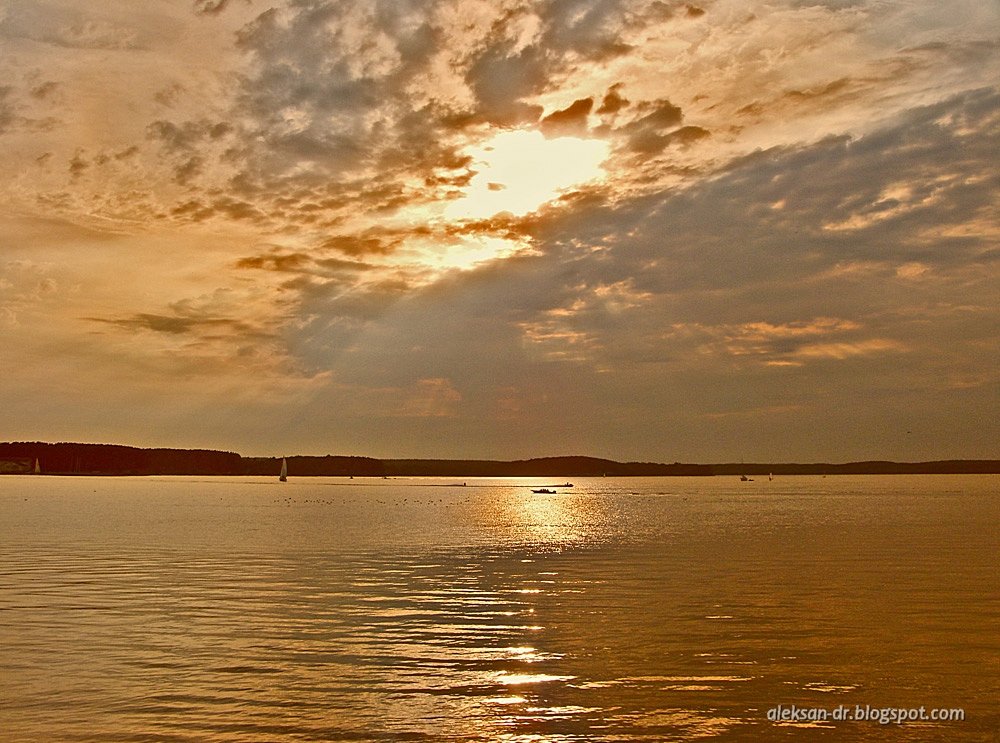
[416, 235, 524, 271]
[445, 130, 609, 220]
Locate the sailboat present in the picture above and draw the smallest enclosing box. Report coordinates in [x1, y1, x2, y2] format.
[33, 458, 41, 475]
[279, 458, 288, 482]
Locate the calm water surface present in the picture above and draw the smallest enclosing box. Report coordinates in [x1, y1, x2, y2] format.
[1, 475, 997, 741]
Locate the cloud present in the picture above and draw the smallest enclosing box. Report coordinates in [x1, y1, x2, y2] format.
[440, 88, 1000, 391]
[619, 99, 704, 154]
[4, 9, 143, 51]
[536, 0, 634, 61]
[235, 251, 312, 273]
[147, 119, 231, 152]
[87, 311, 266, 338]
[465, 43, 547, 127]
[320, 231, 403, 257]
[68, 150, 88, 179]
[540, 97, 594, 136]
[235, 248, 375, 276]
[194, 0, 234, 15]
[1, 0, 997, 459]
[29, 81, 59, 100]
[596, 83, 628, 115]
[0, 259, 65, 327]
[170, 197, 265, 223]
[666, 125, 710, 147]
[790, 338, 908, 361]
[0, 87, 14, 134]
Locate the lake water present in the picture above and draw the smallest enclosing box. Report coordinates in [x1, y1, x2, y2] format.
[1, 475, 997, 741]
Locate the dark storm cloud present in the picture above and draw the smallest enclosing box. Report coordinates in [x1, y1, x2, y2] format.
[320, 232, 402, 257]
[113, 1, 649, 233]
[235, 251, 312, 273]
[641, 0, 707, 22]
[540, 97, 594, 136]
[114, 145, 140, 160]
[665, 125, 710, 146]
[596, 84, 628, 115]
[88, 312, 263, 337]
[464, 36, 547, 127]
[316, 88, 996, 375]
[616, 98, 708, 154]
[147, 119, 232, 153]
[463, 0, 635, 127]
[233, 2, 433, 128]
[170, 197, 265, 223]
[224, 0, 639, 185]
[520, 89, 999, 353]
[235, 249, 374, 276]
[209, 0, 482, 224]
[282, 88, 997, 457]
[536, 0, 634, 60]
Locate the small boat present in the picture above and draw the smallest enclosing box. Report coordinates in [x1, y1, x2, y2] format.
[33, 458, 41, 475]
[740, 474, 753, 482]
[532, 488, 556, 494]
[279, 458, 288, 482]
[768, 472, 773, 481]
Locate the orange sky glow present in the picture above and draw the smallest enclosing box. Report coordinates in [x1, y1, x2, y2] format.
[1, 0, 997, 460]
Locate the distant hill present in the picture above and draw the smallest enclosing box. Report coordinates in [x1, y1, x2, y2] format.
[710, 460, 1000, 476]
[242, 455, 384, 477]
[382, 456, 712, 477]
[1, 441, 997, 476]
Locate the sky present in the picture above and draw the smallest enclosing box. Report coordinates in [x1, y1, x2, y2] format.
[1, 0, 997, 461]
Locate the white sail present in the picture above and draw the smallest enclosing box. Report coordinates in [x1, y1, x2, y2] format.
[33, 458, 41, 475]
[279, 458, 288, 481]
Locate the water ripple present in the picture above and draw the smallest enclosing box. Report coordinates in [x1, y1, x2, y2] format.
[1, 475, 997, 740]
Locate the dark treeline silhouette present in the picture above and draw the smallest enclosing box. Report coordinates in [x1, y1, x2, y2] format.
[1, 442, 997, 476]
[0, 442, 242, 475]
[382, 457, 712, 477]
[242, 456, 385, 477]
[712, 460, 1000, 475]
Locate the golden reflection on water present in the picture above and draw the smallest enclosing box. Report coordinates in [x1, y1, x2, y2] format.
[517, 489, 589, 546]
[0, 475, 997, 741]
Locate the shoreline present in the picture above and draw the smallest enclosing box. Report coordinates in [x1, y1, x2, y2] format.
[2, 442, 998, 477]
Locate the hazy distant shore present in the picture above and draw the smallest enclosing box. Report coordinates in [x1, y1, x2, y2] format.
[1, 442, 997, 477]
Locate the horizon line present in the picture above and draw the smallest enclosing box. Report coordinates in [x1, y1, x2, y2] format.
[2, 440, 998, 468]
